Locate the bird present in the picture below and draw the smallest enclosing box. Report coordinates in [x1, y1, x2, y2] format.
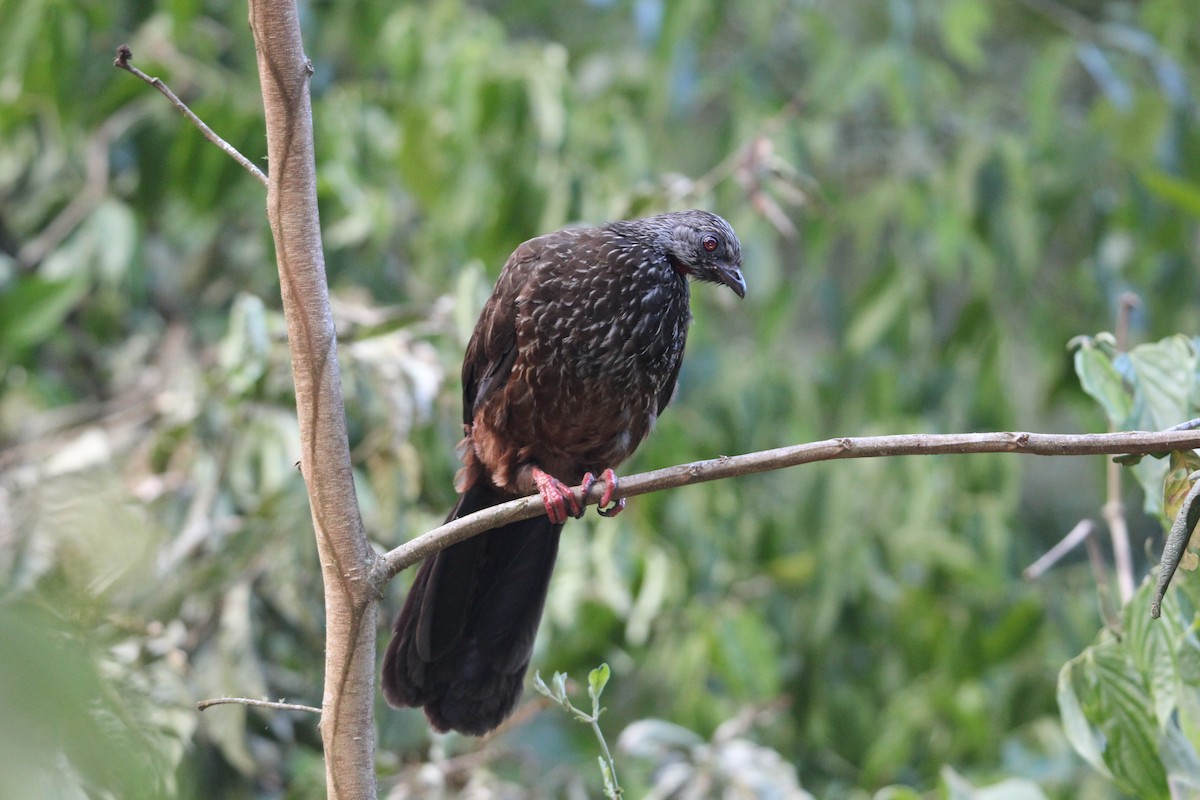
[381, 209, 746, 736]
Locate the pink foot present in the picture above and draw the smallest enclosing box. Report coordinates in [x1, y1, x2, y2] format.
[596, 468, 626, 517]
[532, 467, 584, 524]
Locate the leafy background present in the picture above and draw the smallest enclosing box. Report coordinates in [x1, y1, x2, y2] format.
[2, 0, 1199, 797]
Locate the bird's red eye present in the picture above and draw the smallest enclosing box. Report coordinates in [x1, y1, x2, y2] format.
[702, 235, 719, 252]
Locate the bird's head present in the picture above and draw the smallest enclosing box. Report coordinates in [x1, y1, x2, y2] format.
[657, 210, 746, 298]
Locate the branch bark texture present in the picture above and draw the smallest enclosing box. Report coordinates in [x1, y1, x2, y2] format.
[379, 428, 1200, 580]
[248, 4, 377, 798]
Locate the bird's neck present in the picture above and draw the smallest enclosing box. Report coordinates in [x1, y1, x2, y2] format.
[666, 252, 691, 279]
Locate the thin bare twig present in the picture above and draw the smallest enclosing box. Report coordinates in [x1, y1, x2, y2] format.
[197, 696, 321, 714]
[1024, 519, 1097, 580]
[376, 426, 1200, 582]
[691, 94, 805, 197]
[113, 45, 268, 187]
[1024, 519, 1120, 626]
[1105, 293, 1141, 604]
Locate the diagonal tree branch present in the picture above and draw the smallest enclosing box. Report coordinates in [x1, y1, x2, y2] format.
[376, 427, 1200, 583]
[114, 45, 268, 186]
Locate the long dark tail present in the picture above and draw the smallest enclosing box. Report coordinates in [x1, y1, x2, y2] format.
[381, 483, 562, 736]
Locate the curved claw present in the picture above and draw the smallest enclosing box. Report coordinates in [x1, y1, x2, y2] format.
[595, 468, 625, 518]
[598, 497, 626, 517]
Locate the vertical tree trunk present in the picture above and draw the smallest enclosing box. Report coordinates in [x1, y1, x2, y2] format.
[248, 2, 379, 797]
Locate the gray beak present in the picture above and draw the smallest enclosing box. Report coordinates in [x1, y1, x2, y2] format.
[717, 265, 747, 298]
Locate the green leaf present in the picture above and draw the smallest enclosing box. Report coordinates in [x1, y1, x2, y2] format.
[1162, 453, 1200, 526]
[1127, 579, 1181, 720]
[1126, 336, 1196, 432]
[1160, 722, 1200, 796]
[1140, 171, 1200, 218]
[1058, 653, 1110, 777]
[871, 787, 924, 800]
[1108, 335, 1200, 516]
[217, 293, 271, 397]
[1090, 645, 1169, 797]
[0, 603, 172, 795]
[1074, 341, 1132, 427]
[1176, 634, 1200, 755]
[0, 273, 88, 356]
[1065, 633, 1166, 796]
[192, 581, 266, 777]
[597, 755, 616, 798]
[981, 598, 1044, 663]
[712, 607, 782, 699]
[941, 0, 990, 69]
[845, 270, 908, 355]
[588, 663, 611, 704]
[89, 200, 138, 282]
[940, 765, 1049, 800]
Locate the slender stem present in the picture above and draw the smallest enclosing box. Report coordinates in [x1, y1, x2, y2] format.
[532, 671, 622, 799]
[590, 714, 621, 799]
[197, 697, 321, 714]
[1024, 519, 1097, 579]
[1107, 292, 1141, 605]
[113, 45, 268, 187]
[1024, 519, 1120, 625]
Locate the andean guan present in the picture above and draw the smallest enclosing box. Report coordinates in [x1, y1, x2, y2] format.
[381, 209, 746, 735]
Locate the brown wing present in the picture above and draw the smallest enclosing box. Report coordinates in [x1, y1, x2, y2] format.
[460, 239, 546, 426]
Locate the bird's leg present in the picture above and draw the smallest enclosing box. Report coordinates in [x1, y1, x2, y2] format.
[595, 468, 626, 517]
[532, 466, 586, 524]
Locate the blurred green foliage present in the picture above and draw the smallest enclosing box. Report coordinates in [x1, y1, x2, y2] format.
[2, 0, 1200, 797]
